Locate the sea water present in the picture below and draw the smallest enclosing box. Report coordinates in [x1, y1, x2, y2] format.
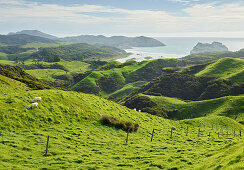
[117, 37, 244, 63]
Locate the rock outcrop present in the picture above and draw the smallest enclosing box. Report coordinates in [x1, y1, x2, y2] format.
[190, 42, 228, 54]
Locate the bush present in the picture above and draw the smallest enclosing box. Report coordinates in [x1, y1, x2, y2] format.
[100, 115, 139, 132]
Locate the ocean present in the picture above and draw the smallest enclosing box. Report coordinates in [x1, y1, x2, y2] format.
[117, 37, 244, 63]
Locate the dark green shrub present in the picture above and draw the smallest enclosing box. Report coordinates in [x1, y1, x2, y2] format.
[100, 115, 139, 132]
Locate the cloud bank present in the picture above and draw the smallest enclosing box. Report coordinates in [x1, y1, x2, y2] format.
[1, 0, 244, 37]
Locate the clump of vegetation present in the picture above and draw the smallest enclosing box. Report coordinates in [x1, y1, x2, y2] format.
[100, 115, 139, 132]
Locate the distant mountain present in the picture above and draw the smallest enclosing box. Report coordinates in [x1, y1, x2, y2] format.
[0, 34, 57, 45]
[8, 30, 57, 40]
[190, 41, 228, 54]
[60, 35, 165, 48]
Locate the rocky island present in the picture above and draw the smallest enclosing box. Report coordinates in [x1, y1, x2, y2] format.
[190, 41, 228, 54]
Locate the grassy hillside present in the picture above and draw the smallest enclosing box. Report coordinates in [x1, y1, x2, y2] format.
[138, 72, 243, 101]
[71, 59, 191, 99]
[133, 94, 244, 122]
[0, 73, 244, 169]
[0, 64, 53, 90]
[195, 57, 244, 83]
[0, 59, 95, 88]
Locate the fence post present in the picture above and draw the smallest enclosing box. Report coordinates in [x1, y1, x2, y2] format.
[186, 126, 189, 136]
[126, 130, 129, 144]
[151, 129, 155, 142]
[171, 128, 173, 138]
[240, 130, 242, 137]
[218, 132, 219, 138]
[45, 135, 50, 156]
[234, 130, 235, 137]
[198, 128, 200, 137]
[208, 132, 211, 137]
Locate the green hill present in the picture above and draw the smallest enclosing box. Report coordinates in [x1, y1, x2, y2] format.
[31, 43, 128, 62]
[0, 34, 57, 46]
[71, 59, 191, 99]
[125, 93, 244, 122]
[137, 72, 243, 101]
[0, 64, 54, 90]
[194, 57, 244, 83]
[0, 66, 244, 169]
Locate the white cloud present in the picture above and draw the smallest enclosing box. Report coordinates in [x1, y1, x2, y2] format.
[1, 0, 244, 37]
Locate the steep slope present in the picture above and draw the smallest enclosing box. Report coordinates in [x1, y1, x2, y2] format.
[0, 64, 54, 90]
[194, 57, 244, 83]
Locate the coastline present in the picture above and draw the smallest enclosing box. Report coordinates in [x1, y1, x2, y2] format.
[117, 47, 185, 63]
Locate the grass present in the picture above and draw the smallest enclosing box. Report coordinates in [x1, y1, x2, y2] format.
[57, 60, 90, 73]
[195, 58, 244, 83]
[110, 81, 148, 101]
[25, 69, 67, 82]
[0, 59, 91, 84]
[1, 121, 243, 169]
[0, 68, 244, 169]
[0, 52, 8, 60]
[0, 59, 15, 65]
[139, 94, 244, 122]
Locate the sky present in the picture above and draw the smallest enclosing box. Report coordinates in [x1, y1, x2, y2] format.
[1, 0, 244, 37]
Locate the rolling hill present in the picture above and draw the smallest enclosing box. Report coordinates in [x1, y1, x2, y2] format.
[194, 57, 244, 83]
[31, 43, 128, 62]
[0, 64, 243, 169]
[71, 59, 191, 98]
[124, 93, 244, 123]
[60, 35, 165, 49]
[0, 34, 57, 46]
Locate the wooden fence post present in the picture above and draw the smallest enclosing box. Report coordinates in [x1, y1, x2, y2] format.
[186, 126, 189, 136]
[126, 130, 129, 144]
[234, 130, 235, 137]
[218, 132, 219, 138]
[198, 128, 200, 137]
[151, 129, 155, 142]
[240, 130, 242, 137]
[45, 135, 50, 156]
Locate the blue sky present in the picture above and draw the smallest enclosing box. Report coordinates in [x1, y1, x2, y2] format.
[1, 0, 244, 37]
